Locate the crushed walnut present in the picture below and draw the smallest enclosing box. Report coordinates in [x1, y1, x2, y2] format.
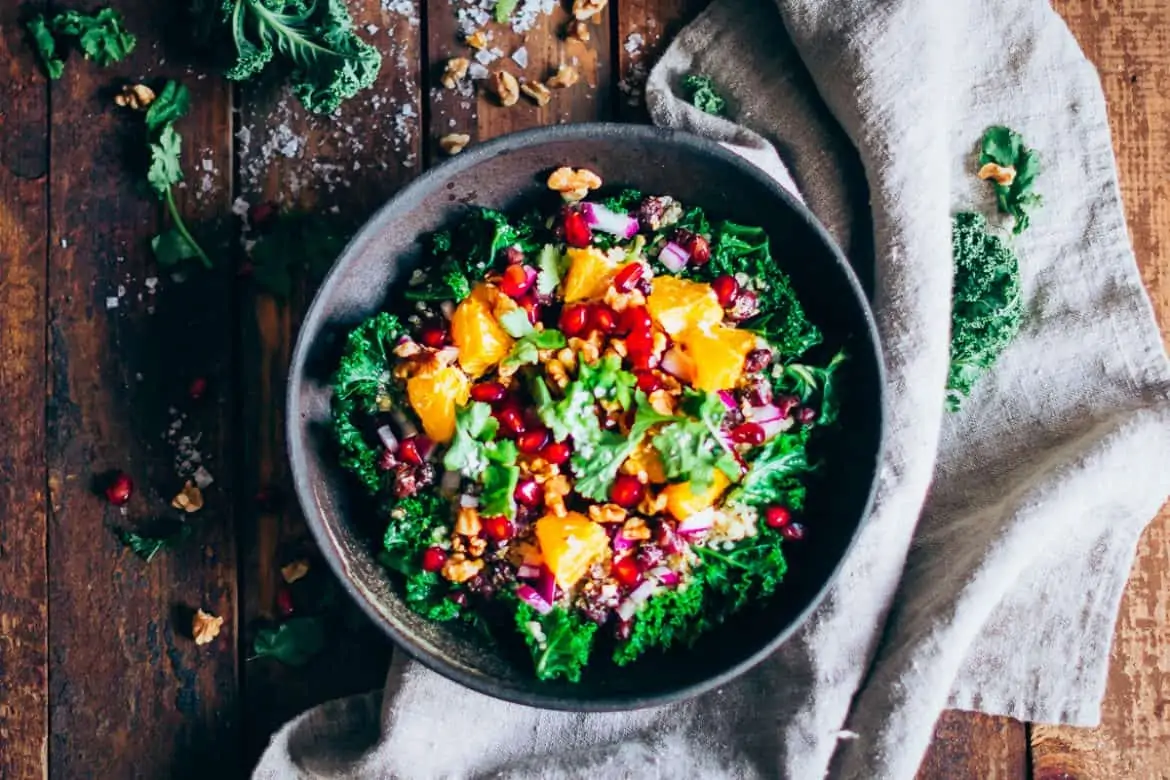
[192, 609, 223, 646]
[520, 81, 552, 107]
[566, 19, 591, 42]
[547, 166, 601, 202]
[439, 133, 471, 156]
[545, 358, 569, 389]
[455, 505, 482, 537]
[572, 0, 608, 21]
[114, 83, 156, 110]
[171, 481, 204, 513]
[638, 490, 668, 517]
[465, 30, 488, 50]
[492, 71, 520, 107]
[978, 162, 1017, 187]
[280, 559, 310, 584]
[441, 57, 470, 89]
[547, 64, 580, 90]
[543, 474, 572, 516]
[442, 554, 484, 583]
[588, 503, 628, 525]
[621, 517, 652, 541]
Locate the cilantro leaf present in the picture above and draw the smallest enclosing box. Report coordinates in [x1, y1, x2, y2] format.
[979, 126, 1042, 235]
[501, 327, 567, 369]
[494, 0, 520, 22]
[113, 523, 193, 563]
[682, 74, 727, 117]
[151, 228, 202, 268]
[725, 429, 810, 510]
[577, 355, 637, 412]
[651, 391, 740, 492]
[52, 8, 136, 67]
[251, 617, 326, 666]
[221, 0, 383, 115]
[573, 392, 678, 502]
[147, 125, 184, 195]
[442, 402, 499, 477]
[144, 80, 191, 134]
[535, 244, 565, 297]
[533, 376, 598, 444]
[480, 461, 520, 520]
[498, 308, 534, 339]
[515, 603, 597, 682]
[27, 16, 64, 80]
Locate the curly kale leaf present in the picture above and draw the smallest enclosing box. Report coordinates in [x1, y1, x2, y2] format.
[980, 126, 1042, 235]
[707, 221, 821, 361]
[682, 74, 727, 117]
[572, 391, 678, 502]
[514, 603, 597, 682]
[221, 0, 382, 115]
[380, 490, 465, 622]
[948, 212, 1023, 411]
[612, 579, 708, 665]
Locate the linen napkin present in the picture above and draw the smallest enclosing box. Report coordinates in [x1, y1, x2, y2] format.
[254, 0, 1170, 776]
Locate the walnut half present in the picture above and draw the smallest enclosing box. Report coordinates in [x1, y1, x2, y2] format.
[547, 166, 602, 203]
[192, 609, 224, 646]
[547, 64, 580, 90]
[978, 162, 1017, 187]
[114, 83, 156, 111]
[520, 81, 552, 107]
[441, 57, 470, 89]
[439, 133, 471, 156]
[492, 71, 520, 107]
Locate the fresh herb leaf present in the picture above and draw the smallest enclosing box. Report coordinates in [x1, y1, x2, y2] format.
[501, 326, 567, 370]
[573, 391, 678, 502]
[775, 349, 847, 425]
[601, 189, 644, 214]
[651, 390, 740, 492]
[52, 8, 136, 67]
[27, 15, 65, 79]
[113, 523, 193, 563]
[499, 308, 534, 339]
[251, 617, 326, 666]
[493, 0, 520, 23]
[144, 80, 191, 134]
[382, 490, 449, 564]
[443, 402, 500, 477]
[221, 0, 382, 115]
[151, 229, 203, 268]
[682, 74, 727, 117]
[535, 244, 565, 297]
[147, 125, 185, 195]
[947, 212, 1023, 410]
[979, 126, 1042, 235]
[577, 355, 637, 412]
[515, 603, 597, 682]
[725, 428, 810, 510]
[480, 461, 520, 520]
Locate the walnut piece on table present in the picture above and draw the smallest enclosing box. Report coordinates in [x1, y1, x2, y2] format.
[978, 162, 1017, 186]
[547, 64, 580, 89]
[520, 81, 552, 106]
[440, 133, 471, 155]
[171, 481, 204, 513]
[192, 609, 224, 646]
[280, 559, 310, 584]
[441, 57, 470, 89]
[492, 70, 520, 107]
[572, 0, 608, 21]
[114, 83, 156, 110]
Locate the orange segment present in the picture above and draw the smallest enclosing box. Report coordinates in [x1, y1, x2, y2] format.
[562, 247, 617, 302]
[406, 365, 470, 443]
[678, 325, 757, 391]
[450, 283, 514, 377]
[534, 511, 610, 588]
[662, 470, 731, 520]
[646, 276, 723, 335]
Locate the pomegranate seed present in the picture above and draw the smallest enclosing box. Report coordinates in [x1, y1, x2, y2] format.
[711, 275, 740, 308]
[421, 547, 447, 572]
[780, 522, 806, 541]
[500, 264, 537, 299]
[470, 382, 507, 404]
[518, 294, 541, 324]
[763, 506, 792, 529]
[483, 515, 516, 541]
[611, 556, 642, 588]
[376, 449, 398, 471]
[513, 478, 542, 508]
[516, 427, 550, 454]
[248, 201, 278, 229]
[634, 370, 661, 393]
[776, 395, 800, 418]
[609, 474, 645, 508]
[688, 235, 711, 264]
[503, 246, 524, 265]
[188, 377, 208, 400]
[743, 348, 774, 374]
[589, 304, 617, 334]
[275, 587, 295, 617]
[540, 440, 571, 465]
[730, 422, 766, 445]
[563, 209, 593, 248]
[796, 406, 817, 425]
[418, 322, 449, 348]
[400, 436, 424, 465]
[629, 351, 658, 371]
[625, 327, 654, 355]
[446, 590, 469, 606]
[559, 304, 590, 337]
[612, 263, 644, 293]
[105, 472, 133, 506]
[726, 289, 760, 322]
[618, 305, 652, 335]
[497, 407, 527, 436]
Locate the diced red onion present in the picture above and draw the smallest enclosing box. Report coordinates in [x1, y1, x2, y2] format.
[717, 391, 737, 411]
[657, 241, 690, 272]
[649, 567, 680, 587]
[390, 409, 419, 438]
[612, 530, 636, 552]
[660, 348, 690, 380]
[414, 435, 437, 461]
[629, 580, 657, 605]
[459, 493, 480, 508]
[677, 509, 715, 535]
[375, 425, 399, 452]
[516, 564, 541, 579]
[760, 417, 795, 439]
[580, 202, 640, 239]
[535, 566, 557, 604]
[656, 522, 685, 556]
[515, 584, 553, 615]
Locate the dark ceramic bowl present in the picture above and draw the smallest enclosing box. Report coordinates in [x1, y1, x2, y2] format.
[288, 124, 884, 710]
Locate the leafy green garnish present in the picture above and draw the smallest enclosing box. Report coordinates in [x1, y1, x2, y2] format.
[113, 523, 193, 563]
[378, 490, 467, 621]
[682, 74, 727, 117]
[535, 244, 565, 297]
[220, 0, 382, 115]
[480, 457, 520, 520]
[725, 428, 810, 510]
[515, 603, 597, 682]
[979, 126, 1042, 235]
[573, 392, 679, 502]
[27, 16, 65, 79]
[443, 402, 500, 477]
[947, 212, 1023, 410]
[142, 81, 213, 270]
[501, 323, 567, 370]
[493, 0, 520, 22]
[775, 349, 847, 426]
[651, 390, 740, 492]
[251, 617, 326, 666]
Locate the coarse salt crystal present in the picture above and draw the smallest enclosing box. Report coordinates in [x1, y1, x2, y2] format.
[468, 63, 489, 80]
[106, 296, 119, 309]
[474, 48, 498, 66]
[193, 466, 215, 489]
[511, 46, 528, 69]
[366, 23, 379, 34]
[231, 197, 251, 217]
[117, 285, 126, 297]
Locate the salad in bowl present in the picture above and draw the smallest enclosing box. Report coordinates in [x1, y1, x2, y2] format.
[330, 167, 846, 683]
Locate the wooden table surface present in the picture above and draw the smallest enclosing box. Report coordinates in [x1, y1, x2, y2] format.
[1, 1, 1166, 777]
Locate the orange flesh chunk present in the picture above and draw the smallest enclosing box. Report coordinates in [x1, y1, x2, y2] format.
[450, 283, 514, 377]
[678, 325, 757, 392]
[646, 276, 723, 336]
[534, 511, 610, 588]
[406, 365, 470, 443]
[662, 470, 731, 520]
[562, 247, 617, 302]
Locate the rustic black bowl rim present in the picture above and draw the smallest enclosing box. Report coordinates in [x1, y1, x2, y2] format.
[288, 122, 886, 712]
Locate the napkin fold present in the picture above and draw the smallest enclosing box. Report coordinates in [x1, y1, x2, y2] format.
[255, 0, 1170, 776]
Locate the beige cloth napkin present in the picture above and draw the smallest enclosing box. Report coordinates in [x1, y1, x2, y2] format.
[254, 0, 1170, 776]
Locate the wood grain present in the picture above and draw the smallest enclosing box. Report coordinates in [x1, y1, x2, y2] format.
[916, 712, 1029, 780]
[614, 0, 707, 120]
[235, 0, 424, 762]
[0, 3, 49, 777]
[44, 2, 238, 777]
[1029, 2, 1170, 777]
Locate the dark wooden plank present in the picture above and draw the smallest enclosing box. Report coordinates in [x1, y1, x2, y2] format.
[0, 3, 50, 777]
[425, 0, 613, 162]
[614, 0, 707, 120]
[45, 2, 238, 777]
[916, 712, 1029, 780]
[235, 0, 424, 762]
